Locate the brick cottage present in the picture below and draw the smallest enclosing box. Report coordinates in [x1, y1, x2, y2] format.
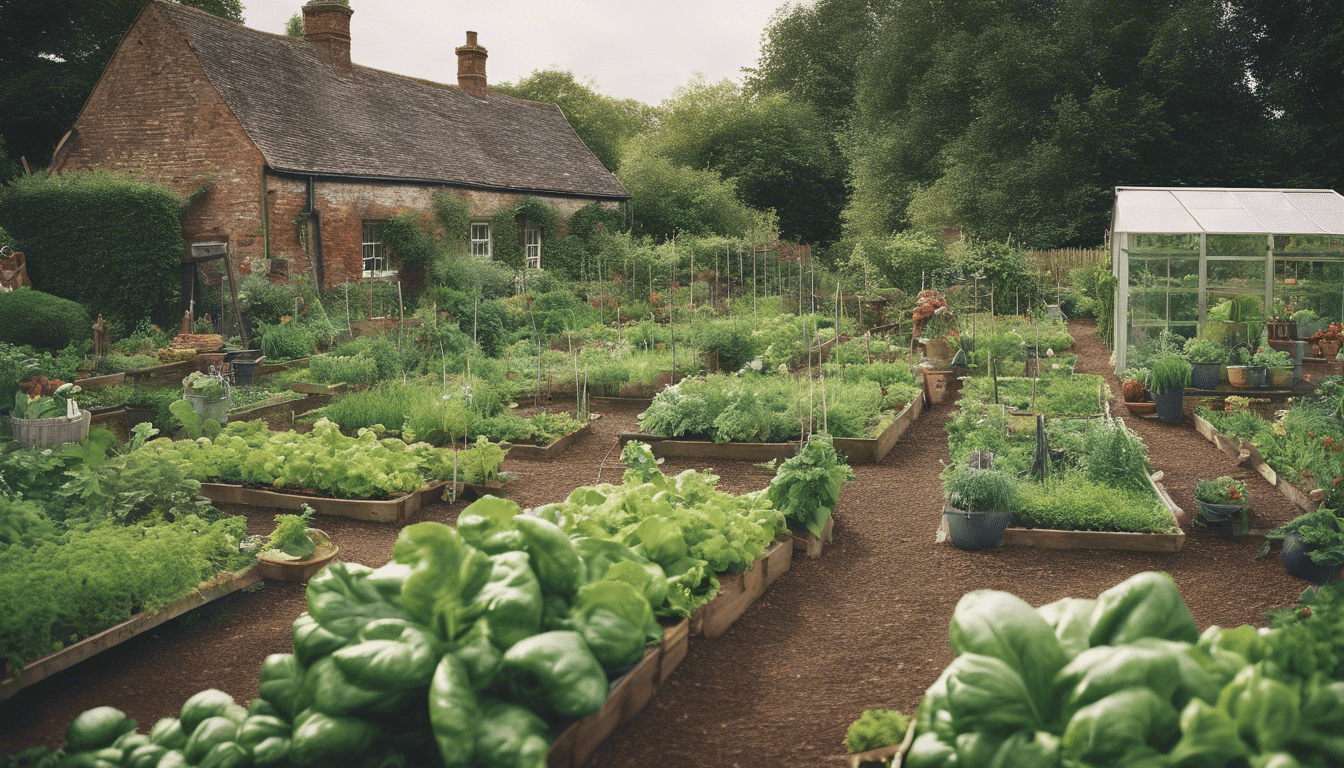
[50, 0, 629, 293]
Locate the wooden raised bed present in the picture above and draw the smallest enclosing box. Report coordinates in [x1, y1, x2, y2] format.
[228, 392, 327, 422]
[546, 619, 688, 768]
[0, 567, 261, 702]
[697, 538, 792, 639]
[505, 417, 596, 462]
[290, 381, 347, 395]
[198, 481, 450, 524]
[618, 392, 925, 464]
[1193, 413, 1320, 515]
[791, 515, 834, 558]
[255, 357, 309, 376]
[938, 471, 1186, 552]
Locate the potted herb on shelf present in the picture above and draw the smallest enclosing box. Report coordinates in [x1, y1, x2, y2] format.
[1192, 476, 1250, 535]
[1313, 322, 1344, 359]
[942, 464, 1015, 550]
[1258, 508, 1344, 585]
[1145, 353, 1191, 423]
[1182, 337, 1226, 390]
[1250, 346, 1293, 387]
[255, 505, 339, 582]
[1227, 345, 1252, 388]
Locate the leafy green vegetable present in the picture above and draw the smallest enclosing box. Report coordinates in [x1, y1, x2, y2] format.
[844, 708, 909, 753]
[1088, 571, 1198, 646]
[497, 630, 608, 719]
[429, 654, 478, 768]
[766, 434, 854, 538]
[65, 706, 135, 753]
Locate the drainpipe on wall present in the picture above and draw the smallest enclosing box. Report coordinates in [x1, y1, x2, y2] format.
[306, 176, 325, 286]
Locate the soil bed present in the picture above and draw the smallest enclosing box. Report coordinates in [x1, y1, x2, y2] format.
[0, 320, 1311, 767]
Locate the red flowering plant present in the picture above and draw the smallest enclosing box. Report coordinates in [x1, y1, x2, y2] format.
[1194, 476, 1248, 506]
[912, 289, 955, 339]
[1193, 476, 1251, 534]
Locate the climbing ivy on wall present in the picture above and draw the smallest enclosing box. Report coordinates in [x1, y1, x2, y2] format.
[490, 196, 561, 271]
[0, 170, 182, 331]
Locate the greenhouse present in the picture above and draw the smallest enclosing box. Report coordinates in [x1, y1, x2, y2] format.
[1110, 186, 1344, 371]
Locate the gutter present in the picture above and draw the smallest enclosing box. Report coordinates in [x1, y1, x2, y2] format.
[267, 167, 629, 202]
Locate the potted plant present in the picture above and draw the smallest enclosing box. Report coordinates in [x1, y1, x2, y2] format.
[181, 370, 231, 425]
[1268, 300, 1297, 340]
[1292, 308, 1325, 340]
[1182, 337, 1226, 390]
[942, 465, 1015, 550]
[913, 290, 955, 368]
[1312, 322, 1344, 358]
[1258, 508, 1344, 585]
[254, 506, 339, 582]
[1250, 346, 1292, 387]
[1145, 353, 1191, 423]
[1119, 369, 1155, 416]
[1192, 476, 1250, 535]
[1226, 345, 1253, 388]
[10, 378, 89, 448]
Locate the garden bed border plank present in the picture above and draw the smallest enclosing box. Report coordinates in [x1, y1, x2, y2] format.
[1192, 413, 1320, 514]
[617, 392, 924, 464]
[227, 392, 329, 422]
[791, 515, 834, 558]
[505, 418, 596, 462]
[198, 481, 450, 524]
[0, 567, 261, 702]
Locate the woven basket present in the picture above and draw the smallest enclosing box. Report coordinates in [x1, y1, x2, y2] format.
[10, 408, 91, 449]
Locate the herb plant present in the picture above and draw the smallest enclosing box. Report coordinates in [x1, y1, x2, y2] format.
[845, 708, 910, 753]
[265, 505, 317, 561]
[765, 435, 855, 538]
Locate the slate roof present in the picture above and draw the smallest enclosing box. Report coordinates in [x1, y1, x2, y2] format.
[152, 1, 629, 199]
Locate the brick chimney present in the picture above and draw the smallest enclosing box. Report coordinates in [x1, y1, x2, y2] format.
[456, 31, 488, 98]
[303, 0, 353, 77]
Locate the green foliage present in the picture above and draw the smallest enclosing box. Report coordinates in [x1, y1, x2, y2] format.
[1146, 353, 1192, 392]
[1013, 471, 1174, 534]
[766, 434, 855, 537]
[841, 232, 950, 297]
[307, 352, 380, 387]
[0, 171, 182, 328]
[1084, 421, 1151, 494]
[259, 321, 316, 362]
[943, 466, 1015, 513]
[1182, 337, 1226, 364]
[457, 435, 506, 485]
[0, 288, 91, 349]
[1193, 476, 1248, 507]
[494, 70, 654, 172]
[266, 506, 316, 560]
[846, 709, 910, 754]
[617, 140, 762, 241]
[431, 191, 471, 245]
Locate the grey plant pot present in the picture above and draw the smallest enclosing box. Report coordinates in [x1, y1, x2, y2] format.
[944, 503, 1012, 550]
[1190, 362, 1221, 391]
[1148, 387, 1184, 423]
[1281, 531, 1341, 585]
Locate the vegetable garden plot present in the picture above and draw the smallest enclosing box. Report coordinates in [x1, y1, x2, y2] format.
[942, 373, 1185, 550]
[1193, 410, 1322, 515]
[0, 568, 261, 702]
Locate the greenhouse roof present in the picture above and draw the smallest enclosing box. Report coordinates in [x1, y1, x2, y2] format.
[1111, 187, 1344, 235]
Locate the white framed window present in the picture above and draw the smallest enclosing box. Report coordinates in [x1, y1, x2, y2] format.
[471, 222, 492, 258]
[524, 225, 541, 269]
[362, 221, 395, 277]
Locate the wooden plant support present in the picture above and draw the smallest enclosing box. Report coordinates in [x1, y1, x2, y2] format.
[0, 567, 262, 702]
[791, 515, 835, 558]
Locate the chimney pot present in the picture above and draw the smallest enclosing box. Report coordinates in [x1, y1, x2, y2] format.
[456, 31, 488, 98]
[303, 0, 354, 77]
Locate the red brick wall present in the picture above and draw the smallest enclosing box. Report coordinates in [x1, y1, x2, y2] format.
[266, 178, 599, 288]
[51, 3, 267, 274]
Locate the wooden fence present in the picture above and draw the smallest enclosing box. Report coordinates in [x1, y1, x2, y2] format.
[1033, 248, 1107, 279]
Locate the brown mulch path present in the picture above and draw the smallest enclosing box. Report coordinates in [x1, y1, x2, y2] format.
[0, 319, 1309, 765]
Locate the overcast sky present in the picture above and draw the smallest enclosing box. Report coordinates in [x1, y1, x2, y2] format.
[238, 0, 795, 106]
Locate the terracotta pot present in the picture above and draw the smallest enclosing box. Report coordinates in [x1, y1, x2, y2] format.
[1320, 340, 1341, 358]
[1227, 365, 1249, 388]
[1270, 366, 1293, 387]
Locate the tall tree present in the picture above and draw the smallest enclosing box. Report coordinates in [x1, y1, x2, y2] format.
[0, 0, 243, 175]
[646, 78, 846, 245]
[493, 70, 654, 173]
[845, 0, 1274, 247]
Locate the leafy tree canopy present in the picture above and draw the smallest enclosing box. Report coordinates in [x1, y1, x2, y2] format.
[642, 77, 846, 246]
[493, 70, 655, 173]
[617, 138, 765, 241]
[0, 0, 242, 175]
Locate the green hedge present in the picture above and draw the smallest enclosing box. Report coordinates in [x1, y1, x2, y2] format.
[0, 288, 91, 348]
[0, 170, 183, 330]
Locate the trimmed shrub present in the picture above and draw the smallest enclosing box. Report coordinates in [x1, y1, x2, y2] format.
[0, 288, 91, 348]
[0, 170, 182, 329]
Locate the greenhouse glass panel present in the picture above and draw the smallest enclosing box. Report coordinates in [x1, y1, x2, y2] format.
[1125, 236, 1199, 358]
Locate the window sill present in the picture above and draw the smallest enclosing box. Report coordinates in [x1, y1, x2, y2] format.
[362, 270, 399, 279]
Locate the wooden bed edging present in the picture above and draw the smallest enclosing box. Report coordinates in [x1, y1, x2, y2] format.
[0, 567, 262, 702]
[791, 515, 835, 558]
[1193, 413, 1320, 515]
[547, 538, 792, 767]
[198, 481, 450, 524]
[505, 418, 596, 462]
[617, 392, 925, 464]
[228, 393, 327, 422]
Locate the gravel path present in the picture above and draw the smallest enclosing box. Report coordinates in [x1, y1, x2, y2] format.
[0, 319, 1309, 766]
